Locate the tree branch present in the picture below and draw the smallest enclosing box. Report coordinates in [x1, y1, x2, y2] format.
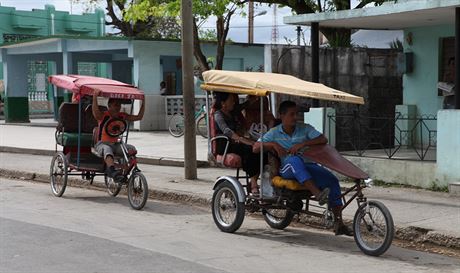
[192, 18, 210, 72]
[354, 0, 374, 9]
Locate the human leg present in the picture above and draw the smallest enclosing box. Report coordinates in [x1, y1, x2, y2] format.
[233, 143, 260, 194]
[279, 156, 329, 204]
[95, 142, 119, 178]
[305, 164, 352, 236]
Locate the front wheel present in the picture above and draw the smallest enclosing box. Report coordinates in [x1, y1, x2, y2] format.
[212, 180, 245, 233]
[105, 175, 122, 197]
[196, 115, 208, 138]
[168, 113, 184, 137]
[353, 200, 394, 256]
[263, 208, 294, 230]
[127, 172, 148, 210]
[50, 152, 68, 197]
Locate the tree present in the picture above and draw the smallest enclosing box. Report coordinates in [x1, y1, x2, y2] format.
[124, 0, 242, 73]
[71, 0, 181, 38]
[239, 0, 392, 47]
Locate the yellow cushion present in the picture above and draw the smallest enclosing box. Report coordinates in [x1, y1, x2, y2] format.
[272, 176, 310, 191]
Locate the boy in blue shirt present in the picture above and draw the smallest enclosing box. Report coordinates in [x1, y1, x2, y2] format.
[253, 100, 352, 236]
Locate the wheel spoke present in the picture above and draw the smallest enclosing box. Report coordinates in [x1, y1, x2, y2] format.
[50, 153, 67, 197]
[215, 188, 237, 227]
[356, 205, 388, 251]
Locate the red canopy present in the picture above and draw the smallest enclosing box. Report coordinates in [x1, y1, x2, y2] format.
[48, 74, 144, 100]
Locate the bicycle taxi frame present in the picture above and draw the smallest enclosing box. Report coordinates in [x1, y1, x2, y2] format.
[201, 70, 394, 256]
[48, 75, 149, 210]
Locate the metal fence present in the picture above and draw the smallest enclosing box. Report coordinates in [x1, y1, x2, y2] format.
[328, 112, 437, 161]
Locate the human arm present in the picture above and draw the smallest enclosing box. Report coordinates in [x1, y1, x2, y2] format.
[253, 141, 287, 157]
[287, 134, 328, 155]
[125, 98, 145, 122]
[215, 111, 254, 146]
[91, 90, 104, 121]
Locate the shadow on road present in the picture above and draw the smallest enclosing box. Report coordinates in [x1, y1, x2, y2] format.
[63, 194, 208, 216]
[236, 227, 460, 268]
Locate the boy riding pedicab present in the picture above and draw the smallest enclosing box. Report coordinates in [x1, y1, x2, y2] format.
[91, 90, 145, 181]
[253, 101, 353, 236]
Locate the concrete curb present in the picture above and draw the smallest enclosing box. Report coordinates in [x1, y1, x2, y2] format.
[0, 122, 57, 128]
[0, 146, 209, 168]
[1, 168, 459, 250]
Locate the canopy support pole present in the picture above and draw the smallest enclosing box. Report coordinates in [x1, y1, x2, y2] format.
[77, 95, 81, 168]
[455, 7, 460, 109]
[259, 97, 264, 199]
[311, 22, 320, 107]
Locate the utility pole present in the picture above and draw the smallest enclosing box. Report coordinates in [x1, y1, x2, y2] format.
[248, 1, 254, 44]
[181, 0, 197, 179]
[296, 26, 302, 46]
[311, 22, 320, 107]
[271, 4, 279, 44]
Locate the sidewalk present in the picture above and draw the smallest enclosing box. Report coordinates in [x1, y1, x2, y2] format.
[0, 123, 209, 162]
[1, 151, 459, 249]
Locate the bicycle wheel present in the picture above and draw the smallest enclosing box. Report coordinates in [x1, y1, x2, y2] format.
[168, 113, 184, 137]
[263, 208, 294, 230]
[127, 172, 148, 210]
[353, 200, 394, 256]
[196, 115, 208, 138]
[212, 180, 245, 233]
[105, 175, 122, 197]
[50, 152, 68, 197]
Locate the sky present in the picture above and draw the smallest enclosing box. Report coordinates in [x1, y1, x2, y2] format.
[0, 0, 302, 44]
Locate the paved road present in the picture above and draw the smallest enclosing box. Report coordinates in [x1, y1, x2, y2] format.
[2, 152, 460, 239]
[1, 179, 459, 273]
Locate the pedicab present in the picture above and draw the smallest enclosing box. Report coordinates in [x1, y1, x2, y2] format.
[202, 70, 394, 256]
[48, 75, 148, 210]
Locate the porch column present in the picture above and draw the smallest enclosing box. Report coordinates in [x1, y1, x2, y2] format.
[4, 55, 30, 123]
[455, 7, 460, 109]
[311, 22, 319, 107]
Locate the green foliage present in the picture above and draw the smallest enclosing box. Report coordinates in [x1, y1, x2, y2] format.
[123, 0, 237, 23]
[199, 29, 218, 41]
[251, 0, 395, 47]
[389, 38, 403, 51]
[429, 180, 449, 192]
[123, 0, 172, 22]
[363, 179, 448, 193]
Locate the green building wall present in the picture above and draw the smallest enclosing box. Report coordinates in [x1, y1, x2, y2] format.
[0, 4, 104, 45]
[0, 4, 104, 121]
[133, 40, 264, 96]
[403, 24, 455, 117]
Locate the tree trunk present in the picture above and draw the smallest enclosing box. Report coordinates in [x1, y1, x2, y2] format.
[215, 16, 225, 70]
[192, 19, 210, 73]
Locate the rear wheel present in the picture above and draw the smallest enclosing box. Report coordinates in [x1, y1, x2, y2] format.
[263, 208, 295, 230]
[168, 113, 184, 137]
[105, 175, 122, 197]
[50, 152, 68, 197]
[212, 180, 245, 233]
[353, 200, 394, 256]
[128, 172, 148, 210]
[196, 115, 208, 138]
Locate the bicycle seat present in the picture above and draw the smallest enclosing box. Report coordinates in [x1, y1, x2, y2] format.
[272, 176, 311, 191]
